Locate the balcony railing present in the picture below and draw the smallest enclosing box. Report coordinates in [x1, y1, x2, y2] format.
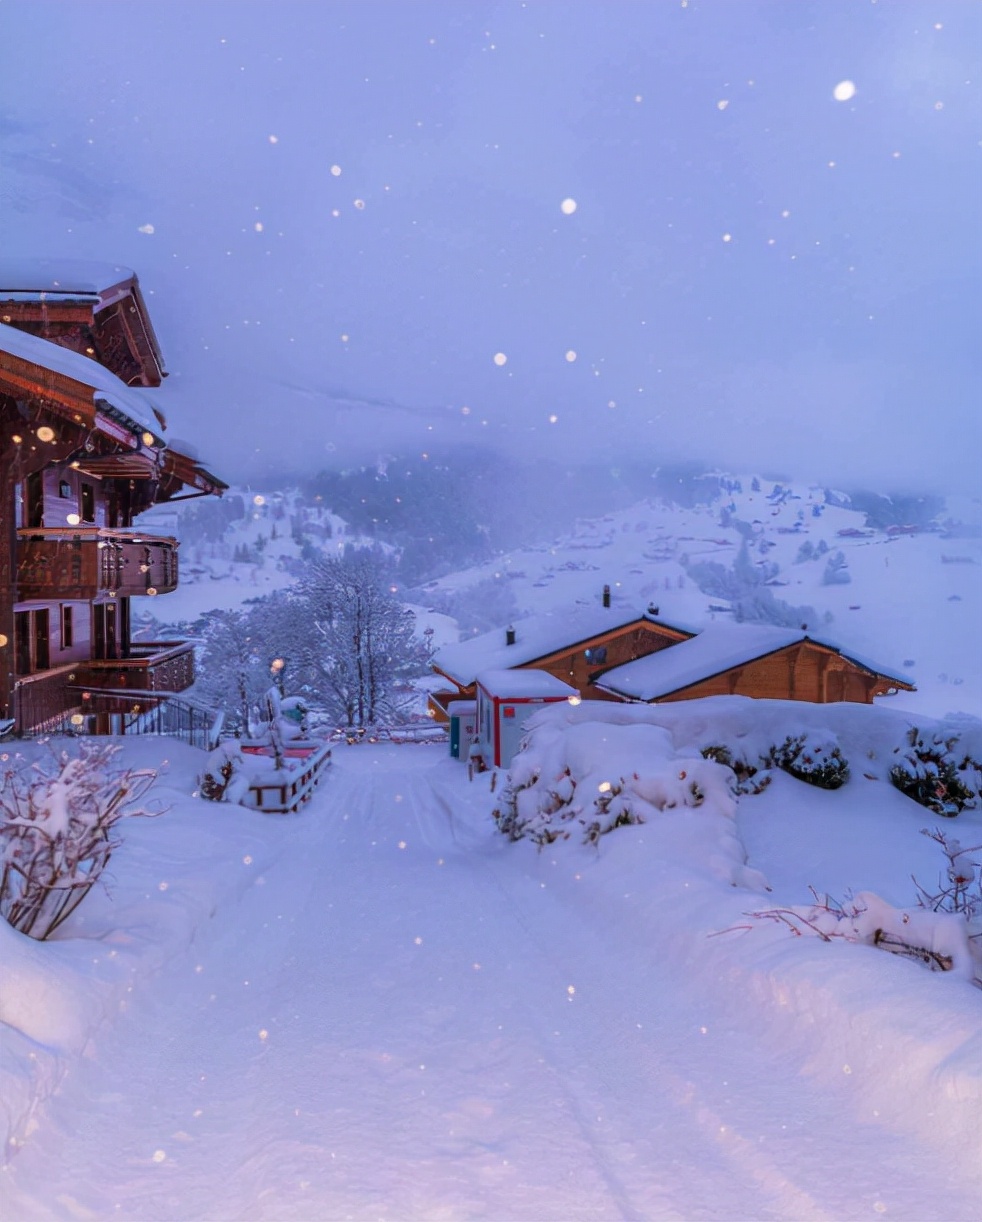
[72, 640, 195, 694]
[17, 527, 179, 599]
[11, 642, 196, 735]
[12, 665, 83, 735]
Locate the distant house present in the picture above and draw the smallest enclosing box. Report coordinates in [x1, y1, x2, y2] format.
[0, 259, 226, 738]
[430, 597, 915, 722]
[592, 623, 915, 705]
[428, 595, 695, 720]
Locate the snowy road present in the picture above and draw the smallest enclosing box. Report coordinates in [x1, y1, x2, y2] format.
[4, 745, 976, 1220]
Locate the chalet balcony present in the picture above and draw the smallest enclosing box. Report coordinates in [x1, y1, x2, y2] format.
[16, 527, 179, 600]
[11, 642, 196, 735]
[71, 640, 196, 694]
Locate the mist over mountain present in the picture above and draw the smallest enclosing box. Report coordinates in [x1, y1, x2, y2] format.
[1, 1, 979, 494]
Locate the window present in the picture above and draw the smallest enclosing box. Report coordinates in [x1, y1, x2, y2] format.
[585, 646, 607, 666]
[81, 482, 95, 523]
[61, 605, 74, 649]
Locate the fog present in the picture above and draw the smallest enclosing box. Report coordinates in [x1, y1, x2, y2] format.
[1, 0, 978, 495]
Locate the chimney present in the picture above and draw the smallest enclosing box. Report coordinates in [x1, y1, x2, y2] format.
[602, 584, 611, 608]
[505, 625, 516, 646]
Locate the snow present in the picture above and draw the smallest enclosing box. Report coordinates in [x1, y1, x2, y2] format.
[0, 258, 135, 297]
[1, 708, 979, 1218]
[0, 322, 164, 443]
[476, 667, 578, 699]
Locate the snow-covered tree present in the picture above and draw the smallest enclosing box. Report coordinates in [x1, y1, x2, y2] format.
[298, 549, 429, 726]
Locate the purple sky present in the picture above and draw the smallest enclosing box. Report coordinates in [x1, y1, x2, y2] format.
[1, 1, 979, 491]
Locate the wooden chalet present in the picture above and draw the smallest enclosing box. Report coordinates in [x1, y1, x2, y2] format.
[0, 260, 226, 739]
[428, 594, 695, 721]
[591, 624, 915, 705]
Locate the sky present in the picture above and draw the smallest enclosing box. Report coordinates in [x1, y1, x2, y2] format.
[1, 0, 979, 491]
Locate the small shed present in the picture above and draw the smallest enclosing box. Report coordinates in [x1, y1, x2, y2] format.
[447, 699, 478, 760]
[475, 668, 578, 769]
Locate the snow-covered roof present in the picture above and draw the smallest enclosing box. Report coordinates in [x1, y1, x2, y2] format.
[595, 623, 912, 701]
[433, 604, 695, 687]
[0, 258, 135, 297]
[0, 322, 164, 444]
[476, 668, 578, 699]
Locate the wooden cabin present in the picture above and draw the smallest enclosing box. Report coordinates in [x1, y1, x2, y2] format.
[429, 597, 695, 721]
[0, 261, 225, 738]
[592, 624, 915, 705]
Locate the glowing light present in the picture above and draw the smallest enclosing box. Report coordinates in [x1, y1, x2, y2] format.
[717, 100, 729, 110]
[567, 695, 581, 706]
[141, 430, 156, 446]
[560, 197, 578, 215]
[565, 350, 577, 362]
[152, 1150, 166, 1163]
[146, 587, 158, 597]
[268, 134, 279, 144]
[36, 426, 55, 442]
[833, 80, 856, 102]
[0, 634, 7, 648]
[66, 513, 81, 526]
[330, 164, 342, 176]
[567, 985, 576, 996]
[270, 658, 285, 672]
[254, 222, 264, 232]
[493, 352, 508, 366]
[70, 713, 85, 726]
[722, 233, 732, 243]
[138, 223, 155, 235]
[598, 781, 612, 793]
[548, 414, 558, 424]
[11, 434, 22, 444]
[259, 1029, 269, 1041]
[253, 494, 266, 505]
[353, 199, 366, 210]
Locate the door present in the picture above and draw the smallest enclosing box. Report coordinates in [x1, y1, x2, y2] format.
[26, 471, 44, 528]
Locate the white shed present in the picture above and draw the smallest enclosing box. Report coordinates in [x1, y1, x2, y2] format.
[475, 668, 578, 769]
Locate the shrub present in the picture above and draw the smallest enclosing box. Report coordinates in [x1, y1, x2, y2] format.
[769, 734, 850, 789]
[700, 745, 772, 795]
[889, 727, 975, 816]
[0, 743, 160, 940]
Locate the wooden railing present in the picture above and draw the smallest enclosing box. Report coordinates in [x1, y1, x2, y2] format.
[12, 665, 83, 735]
[74, 641, 195, 693]
[17, 527, 179, 599]
[240, 741, 333, 814]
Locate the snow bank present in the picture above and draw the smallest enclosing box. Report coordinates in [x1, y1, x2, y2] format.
[489, 696, 982, 1161]
[0, 739, 287, 1161]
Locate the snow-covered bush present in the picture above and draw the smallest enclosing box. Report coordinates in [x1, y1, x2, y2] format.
[768, 733, 850, 790]
[0, 744, 160, 940]
[700, 744, 772, 795]
[889, 726, 976, 816]
[197, 742, 252, 805]
[493, 721, 738, 848]
[745, 831, 982, 986]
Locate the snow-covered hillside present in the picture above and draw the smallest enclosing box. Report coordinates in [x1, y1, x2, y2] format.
[150, 473, 980, 719]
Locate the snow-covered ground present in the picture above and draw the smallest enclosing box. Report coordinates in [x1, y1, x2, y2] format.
[2, 705, 979, 1220]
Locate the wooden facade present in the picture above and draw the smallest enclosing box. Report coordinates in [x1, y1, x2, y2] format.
[0, 264, 224, 736]
[641, 641, 893, 704]
[429, 613, 692, 721]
